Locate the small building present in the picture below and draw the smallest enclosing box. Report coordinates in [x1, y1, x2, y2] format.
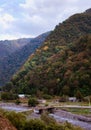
[69, 97, 76, 102]
[18, 94, 25, 98]
[38, 99, 46, 104]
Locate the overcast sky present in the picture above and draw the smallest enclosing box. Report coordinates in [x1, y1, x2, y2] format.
[0, 0, 91, 40]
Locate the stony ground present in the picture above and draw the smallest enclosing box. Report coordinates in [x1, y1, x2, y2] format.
[51, 109, 91, 130]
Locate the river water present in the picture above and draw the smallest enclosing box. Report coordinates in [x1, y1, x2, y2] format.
[0, 103, 91, 130]
[50, 110, 91, 130]
[0, 103, 31, 112]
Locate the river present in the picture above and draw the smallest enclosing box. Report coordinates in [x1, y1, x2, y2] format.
[50, 109, 91, 130]
[0, 103, 91, 130]
[0, 103, 31, 112]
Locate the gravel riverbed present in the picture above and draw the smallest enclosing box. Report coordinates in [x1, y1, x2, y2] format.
[50, 109, 91, 130]
[0, 103, 91, 130]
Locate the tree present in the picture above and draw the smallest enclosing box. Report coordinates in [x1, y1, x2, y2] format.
[28, 98, 39, 107]
[1, 92, 18, 101]
[3, 82, 13, 92]
[15, 99, 21, 105]
[62, 85, 70, 95]
[76, 90, 83, 101]
[5, 111, 26, 130]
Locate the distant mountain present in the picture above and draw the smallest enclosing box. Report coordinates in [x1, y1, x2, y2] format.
[85, 8, 91, 14]
[0, 32, 50, 86]
[9, 9, 91, 96]
[0, 38, 31, 59]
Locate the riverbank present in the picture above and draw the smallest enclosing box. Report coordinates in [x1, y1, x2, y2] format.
[0, 102, 91, 130]
[50, 109, 91, 130]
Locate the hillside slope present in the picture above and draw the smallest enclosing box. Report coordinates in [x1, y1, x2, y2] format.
[0, 38, 31, 59]
[6, 9, 91, 96]
[0, 115, 17, 130]
[0, 32, 50, 86]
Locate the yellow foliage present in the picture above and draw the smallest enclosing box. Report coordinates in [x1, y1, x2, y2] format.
[43, 46, 49, 51]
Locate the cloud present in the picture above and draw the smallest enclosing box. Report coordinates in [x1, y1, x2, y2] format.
[0, 0, 91, 40]
[0, 33, 33, 41]
[19, 0, 91, 34]
[0, 13, 15, 30]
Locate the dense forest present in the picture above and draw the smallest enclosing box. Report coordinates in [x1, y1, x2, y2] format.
[4, 9, 91, 97]
[0, 32, 50, 86]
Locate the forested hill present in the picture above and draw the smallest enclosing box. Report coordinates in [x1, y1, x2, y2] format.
[0, 32, 50, 86]
[5, 9, 91, 96]
[0, 38, 31, 60]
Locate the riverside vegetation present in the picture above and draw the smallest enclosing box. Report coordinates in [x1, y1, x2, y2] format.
[0, 109, 83, 130]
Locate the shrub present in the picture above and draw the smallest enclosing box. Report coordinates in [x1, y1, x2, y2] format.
[47, 123, 63, 130]
[59, 95, 68, 102]
[41, 113, 56, 125]
[23, 119, 46, 130]
[15, 99, 21, 105]
[5, 111, 26, 130]
[75, 90, 83, 102]
[3, 111, 83, 130]
[43, 94, 52, 99]
[1, 92, 18, 100]
[28, 97, 39, 107]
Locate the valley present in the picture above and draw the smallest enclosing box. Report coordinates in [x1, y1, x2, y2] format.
[0, 100, 91, 130]
[0, 6, 91, 130]
[0, 32, 50, 86]
[6, 8, 91, 97]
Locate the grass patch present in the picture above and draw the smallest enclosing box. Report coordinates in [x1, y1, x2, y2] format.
[21, 110, 33, 116]
[61, 107, 91, 116]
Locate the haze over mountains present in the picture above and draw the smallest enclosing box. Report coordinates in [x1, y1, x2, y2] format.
[0, 32, 50, 86]
[0, 38, 31, 60]
[5, 8, 91, 96]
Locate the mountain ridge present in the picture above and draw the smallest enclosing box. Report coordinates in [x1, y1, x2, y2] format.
[4, 9, 91, 96]
[0, 32, 50, 86]
[0, 38, 31, 59]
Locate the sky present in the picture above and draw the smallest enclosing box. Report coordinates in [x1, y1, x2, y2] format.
[0, 0, 91, 40]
